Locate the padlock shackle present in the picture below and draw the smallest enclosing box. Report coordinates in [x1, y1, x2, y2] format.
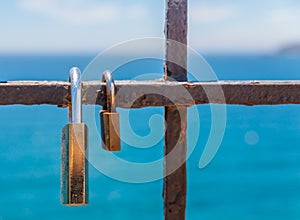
[69, 67, 82, 124]
[102, 70, 116, 112]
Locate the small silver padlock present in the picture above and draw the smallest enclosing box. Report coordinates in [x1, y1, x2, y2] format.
[61, 67, 88, 206]
[100, 71, 120, 151]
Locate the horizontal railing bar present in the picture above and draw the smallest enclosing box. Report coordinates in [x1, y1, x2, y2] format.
[1, 80, 300, 107]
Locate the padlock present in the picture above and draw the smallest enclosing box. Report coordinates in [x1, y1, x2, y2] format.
[100, 70, 121, 151]
[61, 67, 88, 206]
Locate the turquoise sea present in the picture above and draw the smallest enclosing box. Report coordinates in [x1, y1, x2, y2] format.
[1, 54, 300, 219]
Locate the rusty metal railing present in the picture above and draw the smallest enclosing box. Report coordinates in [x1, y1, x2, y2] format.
[1, 0, 300, 219]
[1, 81, 300, 107]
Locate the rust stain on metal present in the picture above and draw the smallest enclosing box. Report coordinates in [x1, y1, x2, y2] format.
[183, 82, 196, 88]
[164, 0, 188, 219]
[1, 81, 300, 107]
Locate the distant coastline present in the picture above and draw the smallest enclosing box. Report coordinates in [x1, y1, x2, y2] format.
[277, 43, 300, 55]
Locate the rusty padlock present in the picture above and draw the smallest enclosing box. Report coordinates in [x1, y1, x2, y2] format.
[100, 70, 121, 151]
[61, 67, 88, 206]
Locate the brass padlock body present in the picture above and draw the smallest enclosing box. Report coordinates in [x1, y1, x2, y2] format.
[61, 123, 88, 206]
[100, 110, 121, 151]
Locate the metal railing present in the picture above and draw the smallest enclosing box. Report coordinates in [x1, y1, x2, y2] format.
[1, 0, 299, 220]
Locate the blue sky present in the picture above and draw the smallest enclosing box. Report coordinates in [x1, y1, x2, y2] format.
[0, 0, 300, 53]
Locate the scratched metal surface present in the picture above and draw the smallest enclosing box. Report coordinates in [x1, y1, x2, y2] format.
[1, 81, 300, 107]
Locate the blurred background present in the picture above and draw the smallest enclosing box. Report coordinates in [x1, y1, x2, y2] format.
[1, 1, 300, 220]
[0, 0, 300, 54]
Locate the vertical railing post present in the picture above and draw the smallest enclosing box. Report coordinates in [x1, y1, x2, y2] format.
[164, 0, 188, 220]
